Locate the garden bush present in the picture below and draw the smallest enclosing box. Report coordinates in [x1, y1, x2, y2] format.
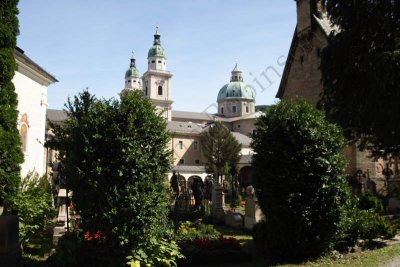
[358, 192, 384, 213]
[251, 101, 349, 260]
[47, 90, 176, 266]
[335, 196, 395, 251]
[10, 172, 55, 251]
[175, 221, 220, 241]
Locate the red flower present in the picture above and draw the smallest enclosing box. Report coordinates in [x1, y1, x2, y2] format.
[84, 231, 93, 241]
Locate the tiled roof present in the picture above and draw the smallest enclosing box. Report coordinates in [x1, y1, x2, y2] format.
[172, 110, 215, 122]
[14, 47, 58, 83]
[47, 109, 67, 124]
[231, 132, 252, 147]
[172, 165, 206, 173]
[167, 121, 205, 134]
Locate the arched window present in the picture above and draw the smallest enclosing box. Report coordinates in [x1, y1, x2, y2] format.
[19, 114, 29, 153]
[221, 107, 224, 114]
[158, 85, 163, 95]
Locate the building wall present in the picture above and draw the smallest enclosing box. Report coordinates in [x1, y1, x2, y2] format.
[218, 100, 255, 118]
[281, 27, 328, 106]
[171, 134, 203, 166]
[13, 71, 48, 177]
[232, 119, 255, 136]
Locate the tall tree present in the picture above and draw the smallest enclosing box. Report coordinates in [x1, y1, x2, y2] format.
[201, 121, 241, 183]
[320, 0, 400, 158]
[47, 90, 172, 265]
[252, 101, 348, 260]
[0, 0, 23, 212]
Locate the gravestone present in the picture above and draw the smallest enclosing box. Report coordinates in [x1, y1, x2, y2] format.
[225, 210, 243, 228]
[53, 189, 72, 246]
[244, 186, 264, 230]
[212, 183, 226, 224]
[0, 215, 21, 267]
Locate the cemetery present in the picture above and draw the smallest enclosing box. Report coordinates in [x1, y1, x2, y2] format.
[1, 0, 400, 267]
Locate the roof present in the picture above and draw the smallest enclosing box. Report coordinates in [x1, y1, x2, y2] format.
[231, 132, 252, 147]
[167, 121, 205, 134]
[239, 154, 252, 164]
[148, 45, 166, 58]
[47, 109, 67, 124]
[172, 165, 206, 173]
[125, 66, 140, 79]
[276, 11, 336, 99]
[217, 81, 255, 102]
[172, 110, 215, 122]
[14, 47, 58, 84]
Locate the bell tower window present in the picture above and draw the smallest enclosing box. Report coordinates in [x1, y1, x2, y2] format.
[158, 85, 163, 95]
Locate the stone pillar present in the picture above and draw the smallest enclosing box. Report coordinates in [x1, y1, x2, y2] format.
[212, 183, 225, 224]
[244, 186, 264, 230]
[0, 215, 21, 267]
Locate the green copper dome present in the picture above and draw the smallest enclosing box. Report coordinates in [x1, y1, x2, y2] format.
[217, 82, 255, 102]
[148, 26, 167, 58]
[125, 57, 140, 78]
[217, 63, 255, 102]
[148, 45, 166, 58]
[125, 67, 140, 79]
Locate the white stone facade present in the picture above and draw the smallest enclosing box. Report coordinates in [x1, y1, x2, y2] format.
[13, 48, 57, 178]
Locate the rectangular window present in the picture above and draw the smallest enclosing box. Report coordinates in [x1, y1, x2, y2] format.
[179, 159, 185, 164]
[194, 141, 198, 150]
[178, 141, 183, 150]
[232, 106, 237, 113]
[246, 106, 249, 113]
[237, 125, 241, 128]
[195, 160, 200, 164]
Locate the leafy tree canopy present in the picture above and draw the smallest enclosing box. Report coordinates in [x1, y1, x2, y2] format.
[0, 0, 23, 209]
[47, 90, 172, 263]
[320, 0, 400, 158]
[200, 121, 241, 183]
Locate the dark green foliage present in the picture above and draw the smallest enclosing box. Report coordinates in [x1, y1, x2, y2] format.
[320, 0, 400, 157]
[201, 121, 241, 183]
[251, 101, 348, 260]
[0, 0, 24, 211]
[335, 197, 395, 250]
[10, 172, 55, 249]
[47, 90, 172, 264]
[358, 193, 383, 214]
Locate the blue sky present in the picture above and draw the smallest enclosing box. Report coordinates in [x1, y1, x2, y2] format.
[17, 0, 296, 112]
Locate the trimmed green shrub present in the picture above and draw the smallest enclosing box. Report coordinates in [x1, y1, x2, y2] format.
[47, 90, 173, 265]
[251, 101, 348, 260]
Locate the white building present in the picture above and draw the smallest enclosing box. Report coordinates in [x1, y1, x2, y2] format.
[13, 47, 57, 178]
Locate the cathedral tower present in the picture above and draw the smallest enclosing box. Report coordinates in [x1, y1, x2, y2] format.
[121, 52, 141, 94]
[142, 27, 173, 121]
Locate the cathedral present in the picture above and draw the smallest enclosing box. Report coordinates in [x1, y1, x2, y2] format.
[47, 27, 259, 189]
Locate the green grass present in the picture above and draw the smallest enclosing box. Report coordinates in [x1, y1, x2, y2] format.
[203, 225, 400, 267]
